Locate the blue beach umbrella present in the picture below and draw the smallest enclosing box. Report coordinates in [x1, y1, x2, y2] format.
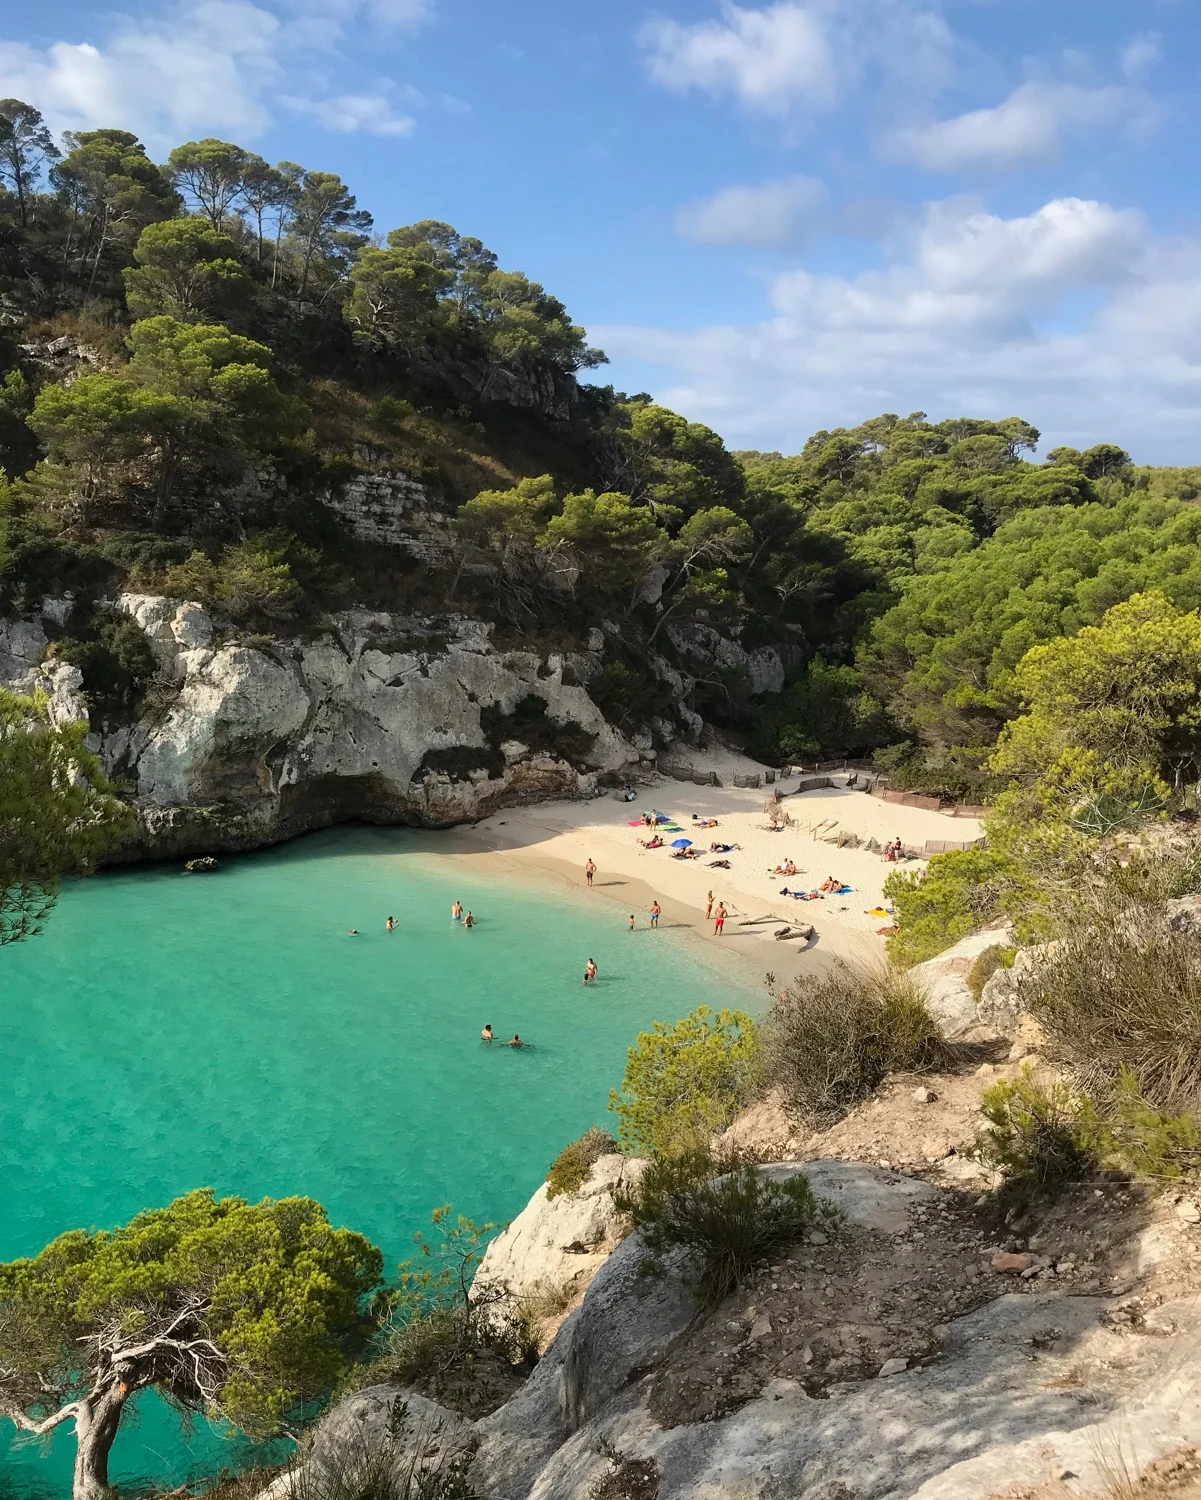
[670, 838, 692, 848]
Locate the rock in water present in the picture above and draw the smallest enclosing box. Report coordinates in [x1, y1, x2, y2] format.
[184, 856, 220, 873]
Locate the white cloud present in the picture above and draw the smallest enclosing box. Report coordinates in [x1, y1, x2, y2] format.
[675, 175, 827, 248]
[0, 0, 433, 148]
[1120, 31, 1161, 80]
[890, 81, 1147, 172]
[286, 90, 416, 136]
[640, 2, 835, 114]
[639, 0, 956, 119]
[594, 196, 1201, 460]
[0, 2, 282, 141]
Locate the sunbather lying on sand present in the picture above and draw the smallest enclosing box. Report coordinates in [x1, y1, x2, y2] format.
[709, 842, 738, 853]
[640, 835, 664, 849]
[691, 815, 719, 827]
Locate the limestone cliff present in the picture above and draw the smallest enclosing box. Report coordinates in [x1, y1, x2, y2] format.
[0, 596, 641, 860]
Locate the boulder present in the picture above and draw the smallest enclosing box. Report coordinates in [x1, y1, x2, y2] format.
[978, 941, 1057, 1035]
[1166, 892, 1201, 938]
[909, 928, 1014, 1038]
[259, 1384, 472, 1499]
[473, 1154, 645, 1326]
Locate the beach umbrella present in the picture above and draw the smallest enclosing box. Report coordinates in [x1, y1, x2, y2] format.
[670, 838, 692, 848]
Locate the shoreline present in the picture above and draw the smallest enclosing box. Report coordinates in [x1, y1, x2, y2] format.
[402, 754, 984, 993]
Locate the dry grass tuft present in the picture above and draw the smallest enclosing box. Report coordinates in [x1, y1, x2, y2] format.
[761, 959, 953, 1128]
[1021, 911, 1201, 1114]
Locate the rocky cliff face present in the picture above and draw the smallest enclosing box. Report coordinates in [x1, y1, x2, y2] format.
[0, 596, 641, 860]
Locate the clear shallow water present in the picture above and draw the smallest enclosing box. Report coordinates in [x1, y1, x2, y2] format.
[0, 827, 752, 1497]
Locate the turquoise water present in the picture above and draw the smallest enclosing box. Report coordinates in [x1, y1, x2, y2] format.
[0, 827, 752, 1497]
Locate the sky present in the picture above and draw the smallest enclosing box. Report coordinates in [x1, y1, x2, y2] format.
[2, 0, 1200, 462]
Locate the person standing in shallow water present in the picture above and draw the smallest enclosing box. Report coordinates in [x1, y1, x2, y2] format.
[464, 911, 474, 929]
[628, 913, 636, 931]
[451, 900, 463, 922]
[584, 958, 598, 984]
[649, 900, 661, 928]
[585, 858, 596, 888]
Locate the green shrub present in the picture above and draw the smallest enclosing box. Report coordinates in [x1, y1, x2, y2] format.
[967, 943, 1017, 1003]
[546, 1126, 617, 1199]
[1021, 911, 1201, 1114]
[885, 847, 1042, 966]
[164, 533, 306, 625]
[615, 1145, 829, 1303]
[55, 604, 158, 723]
[608, 1006, 759, 1158]
[369, 1205, 531, 1419]
[1107, 1067, 1201, 1180]
[761, 960, 951, 1127]
[977, 1068, 1103, 1196]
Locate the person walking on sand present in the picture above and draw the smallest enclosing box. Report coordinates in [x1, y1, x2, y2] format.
[451, 900, 463, 922]
[704, 890, 714, 921]
[714, 902, 727, 936]
[481, 1024, 493, 1042]
[585, 858, 596, 888]
[649, 900, 661, 928]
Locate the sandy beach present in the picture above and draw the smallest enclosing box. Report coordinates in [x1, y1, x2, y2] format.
[433, 748, 983, 991]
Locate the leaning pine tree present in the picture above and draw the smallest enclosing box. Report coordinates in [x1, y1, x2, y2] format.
[0, 1189, 383, 1500]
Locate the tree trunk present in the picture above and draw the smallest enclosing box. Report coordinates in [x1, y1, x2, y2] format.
[72, 1388, 127, 1500]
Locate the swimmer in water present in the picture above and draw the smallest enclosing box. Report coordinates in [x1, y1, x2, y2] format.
[347, 929, 359, 935]
[584, 958, 598, 984]
[464, 911, 474, 929]
[481, 1024, 493, 1042]
[451, 900, 463, 922]
[386, 916, 396, 931]
[509, 1033, 525, 1048]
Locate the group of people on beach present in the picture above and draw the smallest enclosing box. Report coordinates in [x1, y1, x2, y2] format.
[881, 838, 905, 862]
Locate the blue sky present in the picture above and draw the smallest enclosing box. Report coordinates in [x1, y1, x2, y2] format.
[3, 0, 1200, 461]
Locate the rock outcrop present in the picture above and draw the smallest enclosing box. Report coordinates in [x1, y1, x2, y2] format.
[0, 598, 644, 858]
[909, 927, 1016, 1038]
[286, 1159, 1201, 1500]
[473, 1154, 646, 1343]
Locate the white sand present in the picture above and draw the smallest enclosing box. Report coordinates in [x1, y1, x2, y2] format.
[462, 750, 982, 978]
